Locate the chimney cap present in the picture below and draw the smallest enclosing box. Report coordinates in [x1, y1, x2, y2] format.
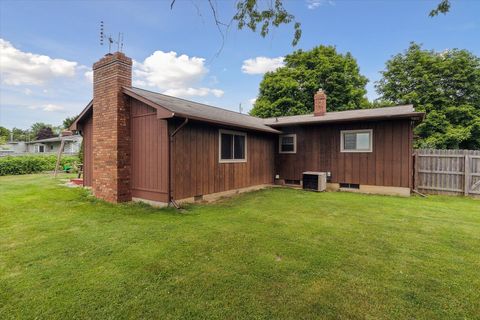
[316, 88, 325, 94]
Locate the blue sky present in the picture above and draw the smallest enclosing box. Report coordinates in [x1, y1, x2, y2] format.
[0, 0, 479, 130]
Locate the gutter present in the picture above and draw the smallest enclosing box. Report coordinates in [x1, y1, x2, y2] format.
[168, 117, 189, 208]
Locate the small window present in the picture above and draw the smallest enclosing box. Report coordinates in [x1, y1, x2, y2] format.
[341, 130, 372, 152]
[50, 145, 54, 150]
[38, 145, 45, 153]
[279, 134, 296, 154]
[219, 130, 247, 163]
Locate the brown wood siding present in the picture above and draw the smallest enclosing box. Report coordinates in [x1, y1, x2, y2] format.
[275, 120, 413, 188]
[130, 100, 169, 202]
[82, 116, 93, 187]
[171, 121, 275, 200]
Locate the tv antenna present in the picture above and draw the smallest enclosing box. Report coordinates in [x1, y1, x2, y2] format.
[100, 21, 124, 53]
[239, 103, 243, 114]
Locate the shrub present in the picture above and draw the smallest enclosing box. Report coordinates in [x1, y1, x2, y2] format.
[0, 155, 80, 176]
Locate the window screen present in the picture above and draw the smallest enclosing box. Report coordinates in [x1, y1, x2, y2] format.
[220, 131, 246, 162]
[341, 130, 372, 152]
[279, 134, 296, 153]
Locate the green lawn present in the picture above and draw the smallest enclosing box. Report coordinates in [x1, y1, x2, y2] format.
[1, 174, 479, 319]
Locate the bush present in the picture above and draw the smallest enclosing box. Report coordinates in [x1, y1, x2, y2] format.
[0, 155, 80, 176]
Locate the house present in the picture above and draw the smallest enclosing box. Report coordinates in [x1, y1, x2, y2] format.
[25, 132, 82, 155]
[0, 132, 82, 156]
[70, 52, 424, 205]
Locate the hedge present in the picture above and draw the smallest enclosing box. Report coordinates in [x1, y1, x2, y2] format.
[0, 155, 80, 176]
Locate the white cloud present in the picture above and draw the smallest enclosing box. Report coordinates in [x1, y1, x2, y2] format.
[306, 0, 334, 10]
[23, 88, 33, 96]
[0, 38, 77, 86]
[241, 56, 285, 75]
[42, 104, 64, 112]
[84, 70, 93, 83]
[27, 104, 65, 112]
[133, 50, 223, 98]
[249, 98, 257, 105]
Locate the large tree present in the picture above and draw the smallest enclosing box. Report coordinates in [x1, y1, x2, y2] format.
[376, 43, 480, 149]
[250, 45, 369, 118]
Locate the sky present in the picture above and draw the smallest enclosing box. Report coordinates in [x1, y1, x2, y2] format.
[0, 0, 479, 130]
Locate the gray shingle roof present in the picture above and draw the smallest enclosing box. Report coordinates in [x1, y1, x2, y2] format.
[26, 135, 81, 144]
[73, 87, 423, 133]
[125, 87, 280, 134]
[264, 105, 424, 126]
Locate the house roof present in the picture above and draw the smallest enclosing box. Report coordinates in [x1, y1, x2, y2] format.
[70, 87, 424, 134]
[264, 105, 424, 127]
[26, 135, 81, 144]
[123, 87, 280, 134]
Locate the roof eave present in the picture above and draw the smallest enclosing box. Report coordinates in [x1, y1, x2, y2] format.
[266, 112, 425, 127]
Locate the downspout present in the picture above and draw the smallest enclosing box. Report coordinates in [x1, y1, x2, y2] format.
[168, 118, 189, 208]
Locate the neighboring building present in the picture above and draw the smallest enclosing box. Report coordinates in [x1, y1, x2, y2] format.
[26, 133, 82, 154]
[1, 141, 27, 155]
[0, 133, 82, 156]
[71, 52, 424, 205]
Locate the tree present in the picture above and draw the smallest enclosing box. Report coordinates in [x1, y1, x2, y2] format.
[11, 128, 31, 142]
[36, 127, 56, 140]
[0, 126, 10, 141]
[63, 116, 77, 130]
[172, 1, 451, 47]
[250, 45, 369, 118]
[376, 43, 480, 149]
[30, 122, 51, 139]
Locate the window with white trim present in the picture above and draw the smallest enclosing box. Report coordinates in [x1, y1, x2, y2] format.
[219, 130, 247, 162]
[341, 129, 373, 152]
[279, 134, 296, 154]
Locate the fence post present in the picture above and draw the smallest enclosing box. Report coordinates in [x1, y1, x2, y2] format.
[413, 153, 418, 190]
[464, 155, 470, 196]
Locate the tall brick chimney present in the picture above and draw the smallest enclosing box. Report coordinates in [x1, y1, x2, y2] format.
[314, 89, 327, 116]
[92, 52, 132, 203]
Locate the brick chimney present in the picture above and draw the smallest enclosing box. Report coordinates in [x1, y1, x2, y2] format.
[314, 89, 327, 116]
[92, 52, 132, 203]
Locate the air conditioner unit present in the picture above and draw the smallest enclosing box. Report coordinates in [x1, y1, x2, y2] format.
[302, 172, 327, 192]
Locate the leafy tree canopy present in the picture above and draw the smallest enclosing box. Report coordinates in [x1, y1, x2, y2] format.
[36, 127, 56, 140]
[376, 43, 480, 149]
[63, 116, 77, 130]
[250, 45, 369, 118]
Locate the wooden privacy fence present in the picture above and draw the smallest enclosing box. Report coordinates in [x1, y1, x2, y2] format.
[414, 149, 480, 196]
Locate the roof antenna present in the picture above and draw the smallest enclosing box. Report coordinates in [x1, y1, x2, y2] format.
[100, 21, 124, 54]
[239, 103, 243, 114]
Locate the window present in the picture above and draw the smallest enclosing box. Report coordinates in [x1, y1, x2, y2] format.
[35, 145, 45, 153]
[279, 134, 296, 154]
[340, 129, 373, 152]
[219, 130, 247, 162]
[50, 145, 54, 150]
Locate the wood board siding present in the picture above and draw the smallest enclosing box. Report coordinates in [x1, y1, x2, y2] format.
[130, 100, 169, 202]
[171, 121, 275, 200]
[82, 116, 93, 187]
[275, 120, 413, 188]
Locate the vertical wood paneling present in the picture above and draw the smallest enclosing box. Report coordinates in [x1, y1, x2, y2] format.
[130, 100, 169, 202]
[172, 121, 275, 200]
[276, 119, 413, 188]
[82, 116, 93, 186]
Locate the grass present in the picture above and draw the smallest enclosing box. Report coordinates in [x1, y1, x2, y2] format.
[1, 174, 479, 319]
